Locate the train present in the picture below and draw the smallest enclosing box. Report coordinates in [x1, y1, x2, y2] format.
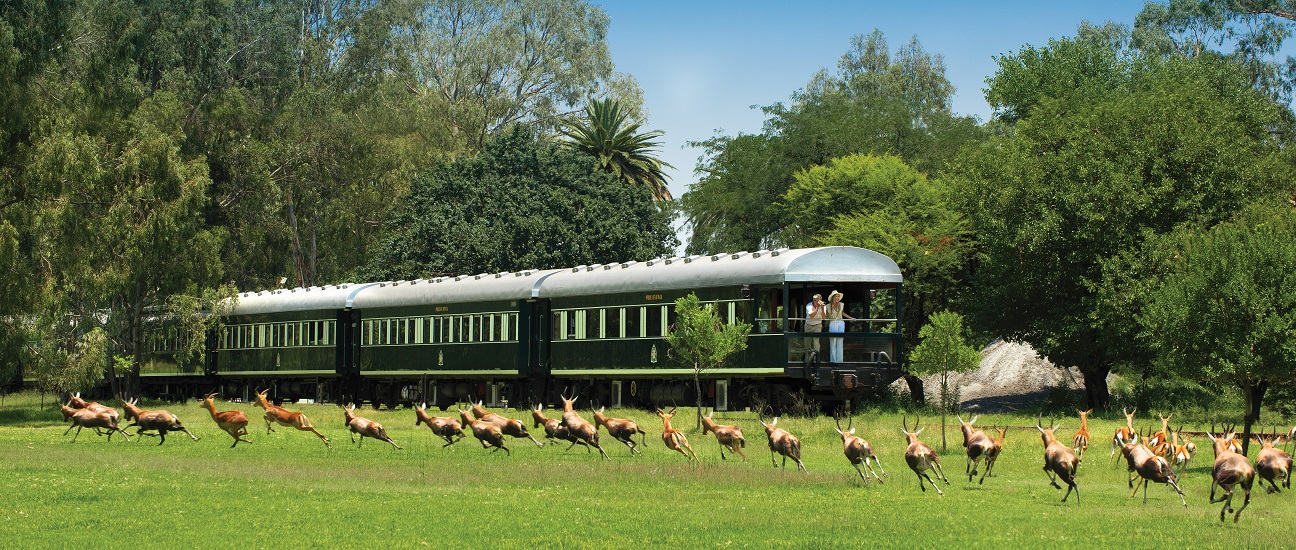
[131, 246, 905, 411]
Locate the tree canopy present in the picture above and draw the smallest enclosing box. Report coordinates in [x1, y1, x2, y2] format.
[359, 128, 678, 280]
[1139, 204, 1296, 453]
[956, 36, 1296, 408]
[561, 97, 673, 201]
[679, 30, 982, 255]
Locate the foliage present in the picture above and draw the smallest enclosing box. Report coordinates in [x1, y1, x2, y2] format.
[395, 0, 640, 150]
[1134, 0, 1296, 102]
[665, 293, 751, 428]
[680, 30, 983, 255]
[956, 37, 1296, 409]
[561, 97, 673, 201]
[1138, 203, 1296, 451]
[782, 154, 974, 361]
[906, 310, 980, 450]
[165, 285, 239, 371]
[26, 326, 108, 399]
[359, 128, 677, 280]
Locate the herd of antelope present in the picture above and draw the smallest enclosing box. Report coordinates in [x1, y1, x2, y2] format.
[55, 394, 1295, 522]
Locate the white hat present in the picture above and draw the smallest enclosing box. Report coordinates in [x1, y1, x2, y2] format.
[829, 290, 843, 300]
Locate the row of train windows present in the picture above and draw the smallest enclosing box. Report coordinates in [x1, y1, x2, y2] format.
[146, 328, 189, 353]
[222, 321, 335, 350]
[362, 313, 520, 346]
[553, 301, 743, 340]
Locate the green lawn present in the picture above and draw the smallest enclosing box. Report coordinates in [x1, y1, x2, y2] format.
[1, 394, 1291, 549]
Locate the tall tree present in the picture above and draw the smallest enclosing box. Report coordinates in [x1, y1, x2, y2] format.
[395, 0, 642, 151]
[358, 127, 677, 280]
[680, 30, 981, 255]
[1134, 0, 1296, 101]
[958, 37, 1295, 409]
[1139, 204, 1296, 455]
[561, 97, 673, 201]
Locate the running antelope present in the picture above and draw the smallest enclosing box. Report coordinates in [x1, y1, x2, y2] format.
[1072, 409, 1092, 458]
[61, 404, 132, 443]
[592, 407, 648, 456]
[957, 413, 994, 483]
[835, 415, 885, 483]
[1207, 424, 1255, 523]
[701, 409, 747, 461]
[122, 398, 199, 445]
[760, 413, 806, 473]
[461, 408, 509, 455]
[558, 394, 609, 459]
[1148, 413, 1173, 458]
[531, 404, 590, 452]
[415, 403, 464, 447]
[1255, 430, 1292, 494]
[1120, 433, 1186, 506]
[253, 389, 330, 448]
[1171, 426, 1195, 476]
[983, 426, 1006, 479]
[656, 407, 699, 463]
[201, 393, 252, 448]
[471, 400, 543, 447]
[69, 392, 121, 428]
[1112, 407, 1136, 461]
[901, 415, 948, 495]
[343, 403, 401, 450]
[1038, 416, 1080, 503]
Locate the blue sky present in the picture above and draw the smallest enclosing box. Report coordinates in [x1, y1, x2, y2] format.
[591, 1, 1149, 200]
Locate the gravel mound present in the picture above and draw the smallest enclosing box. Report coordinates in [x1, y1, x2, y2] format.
[890, 340, 1085, 412]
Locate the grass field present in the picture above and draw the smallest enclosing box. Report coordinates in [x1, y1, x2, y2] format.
[1, 393, 1292, 549]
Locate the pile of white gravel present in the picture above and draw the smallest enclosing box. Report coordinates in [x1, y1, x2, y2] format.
[889, 340, 1085, 410]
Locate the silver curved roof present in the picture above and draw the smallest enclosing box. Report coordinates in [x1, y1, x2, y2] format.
[533, 246, 900, 298]
[348, 270, 559, 310]
[228, 247, 900, 314]
[229, 284, 359, 316]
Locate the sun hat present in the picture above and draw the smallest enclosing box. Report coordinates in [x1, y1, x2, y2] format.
[828, 290, 843, 300]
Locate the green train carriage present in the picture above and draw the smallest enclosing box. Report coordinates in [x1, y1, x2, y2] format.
[138, 246, 903, 411]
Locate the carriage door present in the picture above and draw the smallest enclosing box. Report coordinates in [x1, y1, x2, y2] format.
[521, 299, 552, 401]
[337, 309, 361, 401]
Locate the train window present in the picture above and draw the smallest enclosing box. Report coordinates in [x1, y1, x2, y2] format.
[508, 313, 518, 341]
[479, 314, 488, 342]
[625, 307, 640, 338]
[609, 308, 622, 338]
[553, 311, 567, 340]
[646, 306, 663, 338]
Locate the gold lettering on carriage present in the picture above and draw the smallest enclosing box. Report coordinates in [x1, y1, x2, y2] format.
[645, 294, 663, 301]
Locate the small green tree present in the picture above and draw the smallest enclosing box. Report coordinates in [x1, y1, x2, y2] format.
[666, 293, 752, 430]
[908, 310, 981, 451]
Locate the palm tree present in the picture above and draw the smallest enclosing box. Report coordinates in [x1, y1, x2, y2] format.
[561, 98, 674, 201]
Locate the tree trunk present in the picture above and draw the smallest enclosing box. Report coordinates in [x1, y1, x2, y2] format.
[1241, 379, 1269, 457]
[694, 370, 703, 431]
[940, 371, 948, 452]
[1081, 366, 1110, 410]
[905, 374, 925, 404]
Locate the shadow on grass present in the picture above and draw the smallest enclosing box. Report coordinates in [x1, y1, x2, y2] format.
[0, 407, 62, 426]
